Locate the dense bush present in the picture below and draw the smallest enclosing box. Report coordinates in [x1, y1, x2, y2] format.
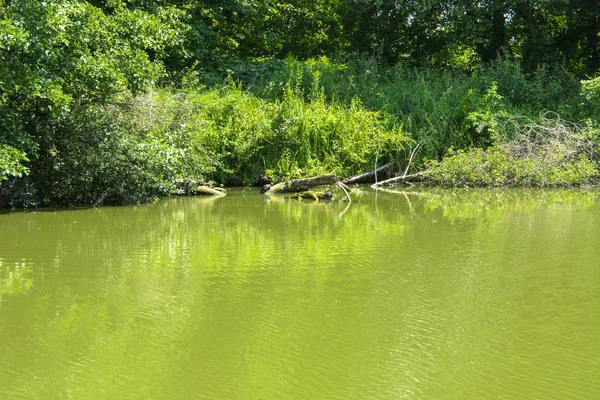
[1, 102, 198, 207]
[426, 148, 598, 187]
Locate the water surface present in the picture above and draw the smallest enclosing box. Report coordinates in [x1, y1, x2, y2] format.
[1, 188, 599, 399]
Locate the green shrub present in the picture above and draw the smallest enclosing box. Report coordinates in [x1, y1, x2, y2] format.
[428, 148, 598, 188]
[426, 147, 510, 187]
[427, 116, 599, 187]
[0, 0, 185, 195]
[1, 98, 212, 207]
[16, 106, 172, 206]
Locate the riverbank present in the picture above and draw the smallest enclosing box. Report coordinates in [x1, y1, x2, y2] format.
[1, 59, 599, 208]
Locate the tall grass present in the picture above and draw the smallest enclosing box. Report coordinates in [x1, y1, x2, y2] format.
[217, 56, 595, 163]
[137, 83, 410, 184]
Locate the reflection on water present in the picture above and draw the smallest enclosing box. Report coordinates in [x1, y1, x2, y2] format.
[1, 188, 599, 399]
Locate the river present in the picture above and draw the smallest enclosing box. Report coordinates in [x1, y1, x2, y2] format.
[1, 188, 599, 399]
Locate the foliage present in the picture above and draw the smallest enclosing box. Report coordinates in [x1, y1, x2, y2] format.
[75, 0, 600, 75]
[336, 0, 600, 74]
[223, 57, 593, 159]
[131, 84, 409, 184]
[0, 0, 185, 181]
[1, 102, 192, 207]
[0, 144, 29, 181]
[427, 147, 598, 188]
[1, 82, 411, 206]
[581, 76, 600, 104]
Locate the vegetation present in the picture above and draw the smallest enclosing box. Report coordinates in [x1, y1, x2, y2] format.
[1, 0, 600, 207]
[427, 115, 600, 187]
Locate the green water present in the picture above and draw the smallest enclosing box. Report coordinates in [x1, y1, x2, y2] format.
[1, 188, 599, 399]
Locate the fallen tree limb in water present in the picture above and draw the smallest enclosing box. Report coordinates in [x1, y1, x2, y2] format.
[264, 174, 338, 195]
[343, 163, 392, 184]
[196, 186, 227, 196]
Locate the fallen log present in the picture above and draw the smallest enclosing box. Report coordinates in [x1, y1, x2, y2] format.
[290, 191, 333, 200]
[196, 186, 227, 196]
[342, 163, 393, 184]
[264, 174, 338, 195]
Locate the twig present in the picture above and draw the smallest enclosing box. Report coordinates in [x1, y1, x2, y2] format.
[401, 141, 423, 179]
[336, 181, 352, 204]
[338, 181, 354, 194]
[333, 179, 352, 217]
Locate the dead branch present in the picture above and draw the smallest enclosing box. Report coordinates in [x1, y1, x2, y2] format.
[401, 141, 423, 179]
[500, 112, 597, 163]
[335, 181, 352, 203]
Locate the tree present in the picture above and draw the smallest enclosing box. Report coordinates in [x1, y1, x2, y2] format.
[0, 0, 185, 179]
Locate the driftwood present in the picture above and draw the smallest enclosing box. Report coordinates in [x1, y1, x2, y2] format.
[290, 191, 333, 200]
[343, 163, 393, 184]
[264, 174, 338, 195]
[195, 186, 227, 196]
